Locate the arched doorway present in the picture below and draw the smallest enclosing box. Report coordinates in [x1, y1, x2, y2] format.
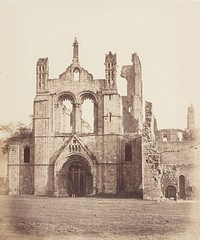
[57, 156, 93, 197]
[179, 175, 186, 199]
[165, 185, 176, 200]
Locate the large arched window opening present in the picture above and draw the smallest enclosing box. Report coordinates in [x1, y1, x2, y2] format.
[81, 99, 94, 133]
[57, 94, 75, 134]
[81, 93, 97, 134]
[125, 144, 132, 161]
[24, 146, 30, 163]
[61, 99, 73, 133]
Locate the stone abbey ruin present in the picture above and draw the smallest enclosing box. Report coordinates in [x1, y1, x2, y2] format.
[7, 39, 200, 200]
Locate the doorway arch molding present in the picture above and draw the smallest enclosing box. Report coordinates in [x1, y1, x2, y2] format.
[56, 91, 77, 104]
[54, 153, 96, 196]
[78, 90, 98, 104]
[55, 152, 95, 174]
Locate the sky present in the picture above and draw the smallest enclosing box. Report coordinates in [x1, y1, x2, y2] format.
[0, 0, 200, 130]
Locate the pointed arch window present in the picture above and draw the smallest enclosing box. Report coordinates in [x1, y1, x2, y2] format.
[57, 93, 75, 134]
[24, 146, 30, 163]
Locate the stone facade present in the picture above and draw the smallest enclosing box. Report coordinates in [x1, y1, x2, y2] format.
[7, 39, 199, 200]
[158, 138, 200, 200]
[8, 39, 143, 197]
[8, 137, 34, 195]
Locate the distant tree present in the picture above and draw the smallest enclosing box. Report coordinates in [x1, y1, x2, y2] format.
[1, 122, 32, 155]
[0, 123, 15, 135]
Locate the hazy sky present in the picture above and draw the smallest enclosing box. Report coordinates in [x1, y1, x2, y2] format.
[0, 0, 200, 130]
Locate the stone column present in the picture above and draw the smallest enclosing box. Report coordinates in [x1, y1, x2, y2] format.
[74, 103, 82, 134]
[94, 103, 98, 133]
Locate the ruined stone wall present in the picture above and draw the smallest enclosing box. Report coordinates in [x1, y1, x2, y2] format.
[157, 129, 183, 142]
[142, 101, 163, 200]
[158, 141, 200, 165]
[121, 136, 142, 197]
[121, 54, 143, 133]
[19, 165, 34, 194]
[142, 136, 200, 200]
[8, 138, 34, 195]
[103, 93, 123, 135]
[122, 96, 138, 133]
[159, 141, 200, 199]
[144, 101, 155, 139]
[8, 144, 20, 195]
[142, 139, 163, 200]
[100, 135, 121, 194]
[161, 164, 196, 199]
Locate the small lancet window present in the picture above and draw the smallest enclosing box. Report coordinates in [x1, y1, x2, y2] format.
[24, 146, 30, 163]
[73, 69, 80, 81]
[163, 134, 168, 142]
[125, 144, 132, 161]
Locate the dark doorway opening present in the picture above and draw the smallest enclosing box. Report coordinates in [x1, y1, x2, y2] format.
[68, 162, 86, 197]
[58, 157, 93, 197]
[165, 185, 176, 200]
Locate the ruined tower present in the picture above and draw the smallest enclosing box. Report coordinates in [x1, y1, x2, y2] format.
[36, 58, 49, 92]
[120, 53, 143, 133]
[187, 104, 195, 130]
[105, 51, 117, 90]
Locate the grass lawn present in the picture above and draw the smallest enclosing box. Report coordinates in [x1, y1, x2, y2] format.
[0, 195, 199, 240]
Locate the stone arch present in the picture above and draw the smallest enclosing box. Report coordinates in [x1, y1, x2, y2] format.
[54, 153, 95, 197]
[55, 152, 95, 175]
[57, 91, 76, 104]
[79, 91, 98, 104]
[56, 92, 76, 133]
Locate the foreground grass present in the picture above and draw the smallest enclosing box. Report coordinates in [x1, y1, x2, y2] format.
[0, 195, 199, 240]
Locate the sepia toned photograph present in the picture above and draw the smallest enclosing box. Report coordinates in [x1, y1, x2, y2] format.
[0, 0, 200, 239]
